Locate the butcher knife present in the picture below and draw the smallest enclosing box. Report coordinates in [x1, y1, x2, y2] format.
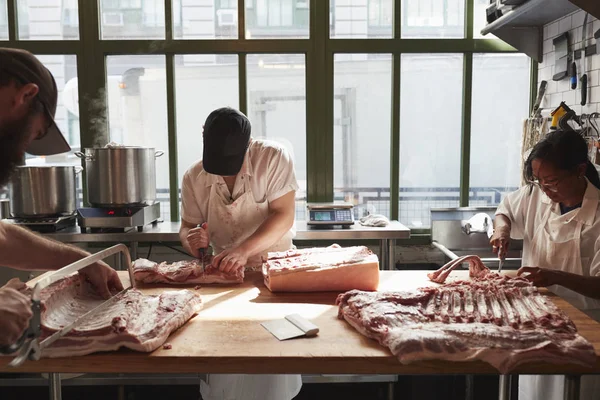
[497, 243, 505, 273]
[1, 244, 134, 367]
[261, 314, 319, 341]
[196, 223, 207, 273]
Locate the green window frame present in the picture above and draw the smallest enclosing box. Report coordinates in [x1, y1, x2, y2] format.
[1, 0, 536, 240]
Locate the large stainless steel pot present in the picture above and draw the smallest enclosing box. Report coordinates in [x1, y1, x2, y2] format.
[9, 166, 80, 217]
[75, 147, 164, 207]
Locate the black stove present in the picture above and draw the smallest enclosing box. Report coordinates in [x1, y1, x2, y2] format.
[5, 215, 77, 233]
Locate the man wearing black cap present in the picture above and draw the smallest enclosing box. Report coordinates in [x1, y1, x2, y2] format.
[0, 48, 123, 348]
[179, 107, 301, 400]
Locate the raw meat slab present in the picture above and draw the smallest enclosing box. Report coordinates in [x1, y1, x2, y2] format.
[132, 258, 244, 285]
[38, 275, 202, 358]
[337, 276, 596, 373]
[262, 244, 380, 292]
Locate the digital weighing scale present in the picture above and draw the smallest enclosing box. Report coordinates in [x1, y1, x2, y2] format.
[306, 202, 354, 229]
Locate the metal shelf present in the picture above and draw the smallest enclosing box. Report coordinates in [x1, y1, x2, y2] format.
[480, 0, 579, 62]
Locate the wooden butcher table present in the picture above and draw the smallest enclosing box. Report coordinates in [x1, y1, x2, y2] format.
[2, 270, 600, 400]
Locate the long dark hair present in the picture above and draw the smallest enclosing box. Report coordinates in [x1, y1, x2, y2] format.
[524, 129, 600, 190]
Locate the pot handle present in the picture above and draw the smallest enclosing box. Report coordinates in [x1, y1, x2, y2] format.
[74, 152, 94, 161]
[155, 150, 165, 158]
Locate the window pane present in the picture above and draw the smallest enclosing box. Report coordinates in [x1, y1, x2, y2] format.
[470, 54, 530, 206]
[401, 0, 464, 38]
[106, 56, 170, 219]
[17, 0, 79, 40]
[175, 54, 239, 196]
[174, 0, 237, 39]
[334, 54, 392, 218]
[245, 0, 308, 39]
[25, 55, 80, 166]
[100, 0, 164, 39]
[474, 0, 497, 39]
[0, 0, 7, 40]
[400, 54, 463, 228]
[247, 54, 307, 219]
[331, 0, 393, 39]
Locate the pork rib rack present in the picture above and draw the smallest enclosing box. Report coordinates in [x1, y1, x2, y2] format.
[337, 263, 596, 373]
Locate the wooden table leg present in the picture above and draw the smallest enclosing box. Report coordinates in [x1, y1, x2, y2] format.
[49, 373, 62, 400]
[564, 375, 581, 400]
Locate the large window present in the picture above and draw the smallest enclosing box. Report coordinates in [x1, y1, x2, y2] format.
[334, 54, 392, 217]
[245, 0, 309, 38]
[401, 0, 464, 38]
[399, 54, 463, 228]
[0, 0, 7, 40]
[469, 54, 530, 206]
[247, 53, 308, 217]
[17, 0, 79, 40]
[4, 0, 529, 227]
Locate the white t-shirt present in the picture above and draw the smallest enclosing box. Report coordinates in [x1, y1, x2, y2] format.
[180, 138, 299, 229]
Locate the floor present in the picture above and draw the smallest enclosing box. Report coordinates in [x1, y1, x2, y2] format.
[0, 375, 508, 400]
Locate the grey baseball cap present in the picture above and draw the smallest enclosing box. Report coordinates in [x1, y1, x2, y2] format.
[0, 48, 71, 155]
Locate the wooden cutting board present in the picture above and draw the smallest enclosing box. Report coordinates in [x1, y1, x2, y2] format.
[1, 270, 599, 375]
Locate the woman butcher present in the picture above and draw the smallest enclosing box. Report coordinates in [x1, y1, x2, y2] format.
[490, 129, 600, 400]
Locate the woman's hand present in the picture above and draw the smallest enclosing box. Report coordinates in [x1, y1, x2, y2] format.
[489, 226, 511, 259]
[517, 266, 559, 287]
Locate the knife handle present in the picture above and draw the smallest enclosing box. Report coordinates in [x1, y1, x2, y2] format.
[571, 61, 577, 90]
[581, 74, 588, 106]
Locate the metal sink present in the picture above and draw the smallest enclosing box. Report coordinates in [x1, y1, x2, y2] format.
[430, 207, 523, 271]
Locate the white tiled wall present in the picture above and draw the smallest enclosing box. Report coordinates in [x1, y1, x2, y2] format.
[538, 10, 600, 115]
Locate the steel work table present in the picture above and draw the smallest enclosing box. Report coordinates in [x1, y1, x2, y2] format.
[42, 220, 411, 270]
[1, 271, 598, 400]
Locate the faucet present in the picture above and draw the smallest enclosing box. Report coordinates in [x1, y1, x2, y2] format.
[461, 213, 494, 237]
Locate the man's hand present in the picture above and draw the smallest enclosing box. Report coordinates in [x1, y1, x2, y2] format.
[490, 226, 511, 260]
[517, 266, 559, 287]
[2, 278, 27, 293]
[0, 287, 33, 347]
[212, 247, 249, 274]
[186, 223, 209, 258]
[78, 263, 124, 299]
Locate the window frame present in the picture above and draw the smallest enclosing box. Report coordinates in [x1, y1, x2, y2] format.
[1, 0, 535, 237]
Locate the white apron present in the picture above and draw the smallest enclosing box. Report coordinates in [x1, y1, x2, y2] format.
[207, 175, 293, 269]
[201, 175, 301, 400]
[519, 205, 600, 400]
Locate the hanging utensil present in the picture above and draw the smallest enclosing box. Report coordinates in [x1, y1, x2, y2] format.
[581, 13, 589, 106]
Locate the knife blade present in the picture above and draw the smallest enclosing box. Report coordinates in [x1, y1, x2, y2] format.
[199, 248, 206, 273]
[196, 224, 207, 273]
[497, 243, 505, 273]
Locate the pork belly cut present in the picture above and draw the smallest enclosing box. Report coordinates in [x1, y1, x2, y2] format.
[132, 258, 243, 285]
[37, 275, 202, 358]
[262, 244, 380, 292]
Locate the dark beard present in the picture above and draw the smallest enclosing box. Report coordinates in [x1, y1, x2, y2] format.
[0, 115, 34, 186]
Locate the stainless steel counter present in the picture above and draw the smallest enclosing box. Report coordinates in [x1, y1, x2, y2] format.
[42, 221, 410, 270]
